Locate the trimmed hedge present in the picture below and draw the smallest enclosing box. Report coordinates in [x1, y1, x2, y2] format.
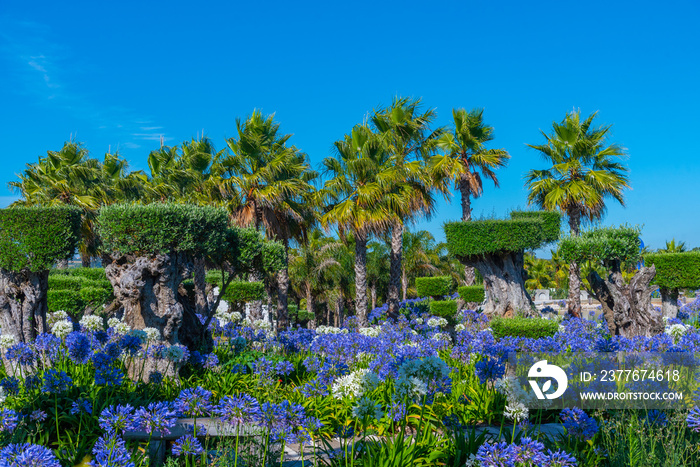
[47, 290, 84, 316]
[0, 206, 81, 272]
[71, 267, 108, 282]
[491, 317, 559, 339]
[510, 211, 560, 243]
[416, 276, 452, 298]
[445, 211, 560, 259]
[98, 203, 229, 257]
[458, 285, 486, 303]
[223, 281, 265, 303]
[79, 287, 114, 307]
[645, 252, 700, 290]
[559, 226, 641, 265]
[430, 300, 458, 320]
[48, 275, 85, 291]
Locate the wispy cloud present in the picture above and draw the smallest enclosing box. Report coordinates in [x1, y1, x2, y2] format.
[0, 16, 170, 151]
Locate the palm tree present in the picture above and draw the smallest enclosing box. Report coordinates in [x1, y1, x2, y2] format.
[658, 239, 687, 253]
[371, 97, 442, 318]
[366, 241, 389, 310]
[321, 124, 393, 326]
[432, 108, 510, 285]
[525, 110, 630, 317]
[213, 111, 316, 326]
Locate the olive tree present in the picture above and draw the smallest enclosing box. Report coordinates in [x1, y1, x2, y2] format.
[0, 207, 81, 342]
[445, 211, 560, 317]
[559, 226, 663, 337]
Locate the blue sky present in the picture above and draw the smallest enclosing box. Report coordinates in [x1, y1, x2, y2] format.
[1, 0, 698, 254]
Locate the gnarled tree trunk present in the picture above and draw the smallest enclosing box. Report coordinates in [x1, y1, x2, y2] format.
[660, 287, 679, 319]
[466, 252, 537, 317]
[588, 265, 663, 338]
[387, 221, 403, 320]
[0, 270, 49, 343]
[104, 253, 210, 350]
[193, 256, 208, 317]
[276, 240, 290, 330]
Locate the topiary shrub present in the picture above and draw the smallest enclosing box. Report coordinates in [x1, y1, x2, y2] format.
[48, 274, 86, 291]
[645, 252, 700, 319]
[458, 285, 486, 304]
[430, 300, 458, 323]
[79, 287, 114, 309]
[0, 206, 81, 342]
[71, 267, 108, 282]
[491, 317, 559, 339]
[47, 290, 84, 316]
[223, 281, 265, 304]
[416, 276, 452, 299]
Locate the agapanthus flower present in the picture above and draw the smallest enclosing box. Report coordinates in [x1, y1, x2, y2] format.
[148, 372, 163, 385]
[119, 335, 141, 355]
[474, 356, 505, 384]
[0, 376, 20, 395]
[80, 315, 104, 332]
[5, 343, 35, 366]
[0, 408, 19, 432]
[388, 402, 406, 422]
[0, 443, 61, 467]
[203, 354, 219, 369]
[71, 398, 93, 415]
[34, 333, 61, 360]
[24, 375, 41, 391]
[90, 435, 135, 467]
[132, 402, 177, 435]
[560, 407, 598, 441]
[42, 369, 72, 393]
[0, 334, 17, 349]
[687, 406, 700, 432]
[173, 387, 213, 417]
[214, 394, 260, 425]
[171, 435, 203, 457]
[99, 405, 135, 435]
[351, 397, 383, 420]
[30, 410, 47, 422]
[95, 367, 124, 387]
[51, 320, 74, 339]
[65, 331, 91, 364]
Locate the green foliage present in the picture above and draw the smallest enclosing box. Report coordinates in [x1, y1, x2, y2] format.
[48, 274, 85, 291]
[458, 285, 485, 303]
[70, 267, 108, 282]
[490, 317, 559, 339]
[559, 226, 641, 266]
[79, 287, 113, 308]
[429, 300, 458, 320]
[645, 252, 700, 290]
[47, 290, 84, 315]
[0, 206, 81, 272]
[261, 241, 286, 274]
[445, 211, 560, 259]
[510, 211, 561, 243]
[416, 276, 452, 298]
[98, 203, 228, 257]
[223, 281, 265, 303]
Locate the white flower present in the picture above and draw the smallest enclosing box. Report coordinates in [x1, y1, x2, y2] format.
[414, 318, 424, 325]
[351, 396, 383, 420]
[143, 327, 161, 342]
[115, 322, 131, 334]
[331, 368, 380, 399]
[230, 311, 242, 322]
[0, 334, 17, 349]
[432, 332, 452, 343]
[666, 323, 688, 343]
[558, 324, 566, 333]
[0, 386, 5, 405]
[427, 317, 448, 328]
[107, 317, 121, 329]
[359, 327, 381, 337]
[47, 310, 68, 326]
[316, 326, 347, 335]
[395, 375, 428, 401]
[128, 329, 148, 343]
[504, 401, 529, 422]
[51, 320, 73, 339]
[464, 453, 481, 467]
[216, 300, 230, 313]
[455, 323, 466, 332]
[79, 315, 103, 332]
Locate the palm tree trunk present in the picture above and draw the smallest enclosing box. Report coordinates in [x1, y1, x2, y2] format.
[370, 284, 377, 311]
[567, 208, 582, 318]
[401, 268, 408, 301]
[387, 221, 403, 319]
[354, 230, 369, 326]
[459, 180, 477, 286]
[306, 286, 316, 330]
[80, 252, 91, 268]
[276, 240, 290, 330]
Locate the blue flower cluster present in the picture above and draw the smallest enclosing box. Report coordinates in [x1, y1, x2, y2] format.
[474, 437, 577, 466]
[560, 407, 599, 441]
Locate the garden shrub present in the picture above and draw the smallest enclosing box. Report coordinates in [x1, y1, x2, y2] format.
[47, 290, 84, 316]
[559, 226, 641, 267]
[223, 281, 265, 303]
[48, 274, 86, 291]
[70, 267, 108, 282]
[458, 285, 485, 303]
[491, 316, 559, 339]
[416, 276, 452, 298]
[0, 206, 81, 272]
[79, 287, 114, 307]
[429, 300, 458, 321]
[97, 203, 229, 257]
[644, 252, 700, 290]
[445, 211, 560, 259]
